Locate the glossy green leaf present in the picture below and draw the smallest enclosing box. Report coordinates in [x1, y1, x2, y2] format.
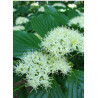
[13, 73, 25, 84]
[25, 21, 33, 32]
[28, 80, 64, 98]
[50, 80, 65, 98]
[44, 6, 69, 25]
[13, 84, 25, 97]
[31, 14, 58, 38]
[65, 9, 80, 19]
[64, 69, 84, 98]
[13, 31, 41, 58]
[19, 87, 28, 98]
[13, 60, 17, 66]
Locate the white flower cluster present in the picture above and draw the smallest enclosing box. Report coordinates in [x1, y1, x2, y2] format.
[41, 27, 84, 57]
[15, 51, 71, 90]
[68, 4, 77, 9]
[38, 6, 45, 12]
[30, 2, 39, 7]
[13, 26, 25, 31]
[16, 17, 29, 25]
[15, 27, 84, 90]
[53, 3, 66, 8]
[13, 8, 16, 12]
[68, 15, 84, 28]
[28, 13, 34, 17]
[58, 9, 66, 12]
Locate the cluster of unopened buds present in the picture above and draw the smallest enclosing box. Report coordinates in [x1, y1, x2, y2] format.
[15, 27, 84, 90]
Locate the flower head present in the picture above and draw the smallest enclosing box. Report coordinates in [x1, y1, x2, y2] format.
[15, 51, 71, 90]
[68, 4, 77, 9]
[30, 2, 39, 7]
[13, 8, 16, 12]
[53, 3, 66, 8]
[68, 15, 84, 28]
[16, 17, 29, 25]
[28, 13, 33, 17]
[38, 6, 45, 12]
[13, 26, 25, 31]
[41, 27, 84, 57]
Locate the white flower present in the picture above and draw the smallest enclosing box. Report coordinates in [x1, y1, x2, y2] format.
[68, 15, 84, 28]
[15, 51, 71, 90]
[13, 8, 16, 12]
[41, 27, 84, 57]
[53, 3, 66, 8]
[30, 2, 39, 7]
[16, 17, 29, 25]
[13, 26, 25, 31]
[68, 4, 77, 9]
[58, 9, 66, 12]
[38, 6, 45, 12]
[28, 13, 33, 17]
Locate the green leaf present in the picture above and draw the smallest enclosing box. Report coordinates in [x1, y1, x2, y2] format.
[50, 80, 65, 98]
[13, 73, 25, 84]
[31, 14, 58, 38]
[44, 6, 69, 25]
[28, 80, 64, 98]
[65, 9, 80, 19]
[28, 88, 49, 98]
[13, 31, 41, 58]
[13, 60, 17, 66]
[19, 87, 28, 98]
[25, 21, 33, 32]
[13, 84, 25, 97]
[64, 69, 84, 98]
